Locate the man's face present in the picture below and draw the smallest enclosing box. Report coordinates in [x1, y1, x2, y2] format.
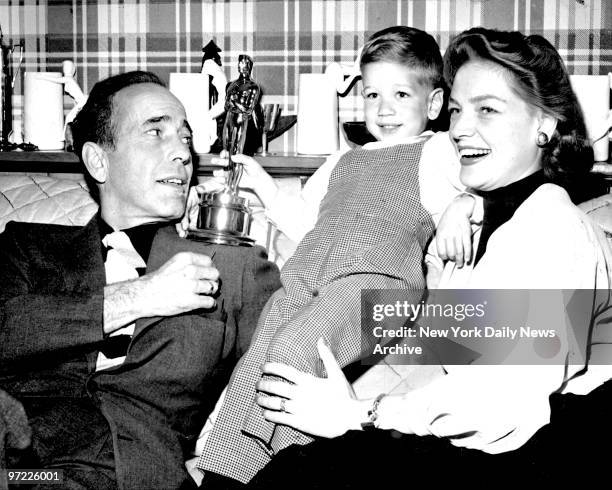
[101, 83, 193, 228]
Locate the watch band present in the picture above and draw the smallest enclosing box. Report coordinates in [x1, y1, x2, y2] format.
[360, 393, 386, 431]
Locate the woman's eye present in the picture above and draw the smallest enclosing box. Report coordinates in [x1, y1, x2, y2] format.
[479, 106, 497, 114]
[448, 106, 460, 115]
[146, 128, 161, 137]
[181, 134, 193, 144]
[364, 92, 378, 100]
[397, 91, 410, 99]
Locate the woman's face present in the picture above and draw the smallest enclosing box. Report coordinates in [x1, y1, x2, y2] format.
[448, 59, 543, 191]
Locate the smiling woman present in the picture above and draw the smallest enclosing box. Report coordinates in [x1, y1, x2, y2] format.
[448, 60, 547, 192]
[444, 29, 595, 202]
[230, 28, 612, 489]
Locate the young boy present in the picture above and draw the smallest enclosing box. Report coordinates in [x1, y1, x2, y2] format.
[193, 26, 462, 485]
[180, 27, 460, 265]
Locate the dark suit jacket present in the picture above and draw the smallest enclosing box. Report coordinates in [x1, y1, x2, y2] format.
[0, 217, 281, 489]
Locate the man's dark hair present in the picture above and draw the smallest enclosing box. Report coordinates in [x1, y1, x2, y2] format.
[71, 71, 165, 202]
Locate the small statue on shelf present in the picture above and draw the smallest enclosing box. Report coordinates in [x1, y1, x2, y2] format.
[201, 40, 222, 108]
[39, 60, 87, 150]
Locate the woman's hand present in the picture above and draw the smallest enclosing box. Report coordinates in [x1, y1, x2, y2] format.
[435, 193, 476, 268]
[256, 338, 363, 438]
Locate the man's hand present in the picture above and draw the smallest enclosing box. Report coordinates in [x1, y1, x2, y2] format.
[435, 193, 476, 268]
[104, 252, 219, 333]
[176, 181, 224, 237]
[137, 251, 219, 315]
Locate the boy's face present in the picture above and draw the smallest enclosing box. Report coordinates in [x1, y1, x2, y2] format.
[361, 61, 439, 143]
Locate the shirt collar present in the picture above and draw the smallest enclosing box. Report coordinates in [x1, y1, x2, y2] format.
[98, 213, 161, 264]
[362, 131, 434, 150]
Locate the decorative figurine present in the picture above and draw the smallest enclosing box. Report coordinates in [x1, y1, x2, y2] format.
[200, 39, 227, 150]
[35, 60, 87, 150]
[201, 40, 222, 109]
[59, 60, 87, 129]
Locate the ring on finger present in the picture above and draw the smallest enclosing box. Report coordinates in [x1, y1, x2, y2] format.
[199, 280, 214, 295]
[280, 398, 288, 413]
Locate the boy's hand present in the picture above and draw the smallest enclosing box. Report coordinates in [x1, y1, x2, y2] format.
[210, 151, 279, 207]
[435, 193, 475, 268]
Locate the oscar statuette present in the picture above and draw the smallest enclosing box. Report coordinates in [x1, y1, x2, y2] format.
[190, 54, 261, 246]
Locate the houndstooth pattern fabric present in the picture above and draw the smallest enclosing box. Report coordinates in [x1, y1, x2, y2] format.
[197, 141, 434, 483]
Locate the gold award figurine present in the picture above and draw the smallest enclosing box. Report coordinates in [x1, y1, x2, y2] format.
[192, 54, 261, 246]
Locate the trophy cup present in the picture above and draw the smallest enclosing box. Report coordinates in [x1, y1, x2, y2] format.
[191, 54, 261, 246]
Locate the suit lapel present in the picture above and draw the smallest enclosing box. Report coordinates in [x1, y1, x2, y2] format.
[61, 215, 107, 293]
[72, 216, 107, 369]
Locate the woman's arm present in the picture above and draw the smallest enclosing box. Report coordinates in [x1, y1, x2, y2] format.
[255, 340, 558, 454]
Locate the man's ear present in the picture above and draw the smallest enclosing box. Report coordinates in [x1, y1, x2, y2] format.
[81, 142, 109, 184]
[427, 87, 445, 121]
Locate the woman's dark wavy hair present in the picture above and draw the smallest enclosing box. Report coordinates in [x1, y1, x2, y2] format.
[360, 25, 449, 131]
[443, 28, 596, 201]
[71, 71, 165, 203]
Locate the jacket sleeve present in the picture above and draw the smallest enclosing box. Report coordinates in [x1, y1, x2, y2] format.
[235, 246, 282, 358]
[0, 223, 104, 367]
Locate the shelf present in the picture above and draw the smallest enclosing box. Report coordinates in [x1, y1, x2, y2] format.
[2, 150, 611, 181]
[0, 151, 325, 177]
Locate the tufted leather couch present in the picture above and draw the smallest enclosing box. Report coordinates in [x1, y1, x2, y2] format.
[2, 173, 612, 242]
[0, 175, 97, 233]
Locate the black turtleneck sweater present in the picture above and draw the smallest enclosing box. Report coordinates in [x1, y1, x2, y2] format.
[473, 170, 546, 266]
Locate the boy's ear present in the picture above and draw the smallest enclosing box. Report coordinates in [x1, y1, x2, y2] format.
[427, 87, 445, 121]
[81, 142, 109, 184]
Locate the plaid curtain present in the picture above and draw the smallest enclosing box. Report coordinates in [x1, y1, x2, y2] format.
[2, 0, 611, 152]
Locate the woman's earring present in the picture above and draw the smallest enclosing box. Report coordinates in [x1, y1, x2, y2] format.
[536, 132, 549, 147]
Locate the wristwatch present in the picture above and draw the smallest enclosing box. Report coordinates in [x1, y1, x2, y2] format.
[360, 393, 386, 431]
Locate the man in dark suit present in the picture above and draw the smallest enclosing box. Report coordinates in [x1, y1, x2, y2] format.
[0, 71, 281, 489]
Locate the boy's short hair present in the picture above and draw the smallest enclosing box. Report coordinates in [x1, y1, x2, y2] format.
[360, 26, 444, 91]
